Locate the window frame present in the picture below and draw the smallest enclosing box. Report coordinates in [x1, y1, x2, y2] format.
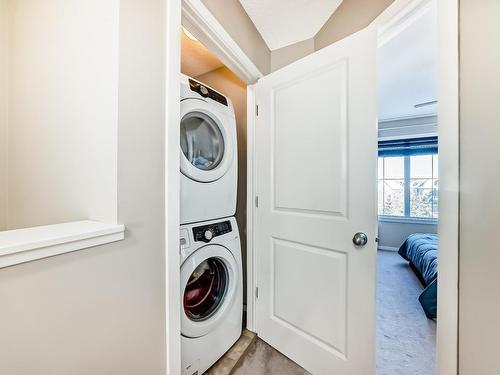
[378, 152, 438, 224]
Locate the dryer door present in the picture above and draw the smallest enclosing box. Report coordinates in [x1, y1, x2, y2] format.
[180, 99, 234, 182]
[180, 244, 239, 338]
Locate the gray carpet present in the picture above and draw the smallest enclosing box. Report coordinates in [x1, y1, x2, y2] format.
[377, 250, 436, 375]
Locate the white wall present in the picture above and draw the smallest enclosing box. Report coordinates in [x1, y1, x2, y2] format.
[5, 0, 119, 230]
[378, 220, 437, 250]
[0, 0, 7, 230]
[459, 0, 500, 373]
[0, 0, 167, 373]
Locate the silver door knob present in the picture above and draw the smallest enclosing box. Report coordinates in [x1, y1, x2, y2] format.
[352, 232, 368, 247]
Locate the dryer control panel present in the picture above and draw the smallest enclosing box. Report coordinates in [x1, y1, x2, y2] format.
[193, 220, 232, 243]
[189, 79, 228, 106]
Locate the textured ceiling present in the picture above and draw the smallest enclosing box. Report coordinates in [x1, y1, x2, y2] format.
[181, 30, 224, 78]
[378, 4, 437, 120]
[239, 0, 343, 50]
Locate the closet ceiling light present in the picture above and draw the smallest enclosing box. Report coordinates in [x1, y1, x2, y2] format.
[183, 27, 198, 42]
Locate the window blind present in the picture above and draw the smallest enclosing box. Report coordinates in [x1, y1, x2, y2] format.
[378, 136, 438, 157]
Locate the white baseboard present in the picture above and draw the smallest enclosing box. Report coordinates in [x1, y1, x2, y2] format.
[378, 245, 399, 252]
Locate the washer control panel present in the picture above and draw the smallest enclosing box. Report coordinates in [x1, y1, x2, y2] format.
[193, 220, 232, 243]
[189, 79, 228, 106]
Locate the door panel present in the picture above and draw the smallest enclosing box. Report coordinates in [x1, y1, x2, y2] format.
[273, 60, 348, 217]
[256, 26, 377, 375]
[272, 238, 347, 357]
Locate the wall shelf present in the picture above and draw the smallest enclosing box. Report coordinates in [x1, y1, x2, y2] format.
[0, 220, 125, 268]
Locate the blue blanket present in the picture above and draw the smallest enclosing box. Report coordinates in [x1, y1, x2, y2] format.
[398, 233, 438, 319]
[398, 233, 438, 286]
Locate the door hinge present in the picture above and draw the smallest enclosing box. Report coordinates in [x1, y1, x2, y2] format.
[255, 195, 259, 208]
[256, 105, 259, 116]
[255, 287, 259, 299]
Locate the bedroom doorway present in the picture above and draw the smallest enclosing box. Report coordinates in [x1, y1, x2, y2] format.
[376, 1, 438, 374]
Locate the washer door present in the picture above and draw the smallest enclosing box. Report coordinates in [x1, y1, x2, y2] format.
[180, 99, 234, 183]
[181, 244, 238, 338]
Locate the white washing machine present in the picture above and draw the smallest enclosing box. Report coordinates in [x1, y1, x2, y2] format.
[180, 216, 243, 375]
[180, 75, 237, 225]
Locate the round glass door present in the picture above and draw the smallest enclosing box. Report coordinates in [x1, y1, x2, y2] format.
[180, 112, 225, 171]
[183, 257, 228, 321]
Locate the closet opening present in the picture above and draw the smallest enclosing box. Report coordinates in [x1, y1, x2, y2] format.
[179, 24, 252, 375]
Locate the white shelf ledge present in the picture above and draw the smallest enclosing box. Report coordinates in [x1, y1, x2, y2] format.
[0, 220, 125, 268]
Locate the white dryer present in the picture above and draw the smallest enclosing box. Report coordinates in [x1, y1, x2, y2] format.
[180, 217, 242, 375]
[180, 75, 237, 224]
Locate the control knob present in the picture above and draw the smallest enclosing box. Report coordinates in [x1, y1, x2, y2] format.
[199, 85, 209, 96]
[204, 228, 215, 241]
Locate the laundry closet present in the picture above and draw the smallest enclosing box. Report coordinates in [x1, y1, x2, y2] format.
[179, 27, 249, 375]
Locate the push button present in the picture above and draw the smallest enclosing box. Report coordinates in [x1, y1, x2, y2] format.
[179, 229, 190, 248]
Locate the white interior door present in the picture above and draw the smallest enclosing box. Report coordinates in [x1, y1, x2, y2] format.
[255, 26, 378, 375]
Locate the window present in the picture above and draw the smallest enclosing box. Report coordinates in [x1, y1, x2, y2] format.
[378, 137, 438, 220]
[378, 157, 405, 216]
[410, 154, 439, 218]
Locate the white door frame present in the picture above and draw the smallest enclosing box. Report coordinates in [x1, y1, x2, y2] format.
[165, 0, 182, 374]
[166, 0, 459, 373]
[245, 83, 258, 331]
[436, 0, 459, 373]
[181, 0, 263, 85]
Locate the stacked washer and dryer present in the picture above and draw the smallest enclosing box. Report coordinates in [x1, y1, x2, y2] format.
[179, 75, 243, 375]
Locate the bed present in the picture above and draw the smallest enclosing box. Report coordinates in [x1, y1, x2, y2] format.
[398, 233, 438, 319]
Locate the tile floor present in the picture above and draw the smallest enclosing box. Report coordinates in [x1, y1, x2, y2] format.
[205, 330, 256, 375]
[233, 338, 310, 375]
